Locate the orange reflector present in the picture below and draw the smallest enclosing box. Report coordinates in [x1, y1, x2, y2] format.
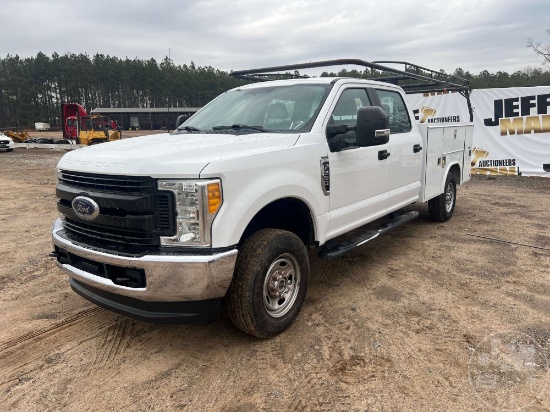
[207, 183, 222, 214]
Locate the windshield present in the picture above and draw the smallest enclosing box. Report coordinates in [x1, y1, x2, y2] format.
[180, 84, 330, 133]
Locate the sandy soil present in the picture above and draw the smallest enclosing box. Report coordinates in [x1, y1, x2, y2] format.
[1, 148, 549, 411]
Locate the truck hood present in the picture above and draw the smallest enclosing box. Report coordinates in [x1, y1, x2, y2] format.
[57, 132, 299, 177]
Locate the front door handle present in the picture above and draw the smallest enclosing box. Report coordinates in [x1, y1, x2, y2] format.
[378, 150, 390, 160]
[413, 144, 423, 153]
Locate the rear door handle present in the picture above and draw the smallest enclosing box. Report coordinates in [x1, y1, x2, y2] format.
[378, 150, 390, 160]
[413, 144, 423, 153]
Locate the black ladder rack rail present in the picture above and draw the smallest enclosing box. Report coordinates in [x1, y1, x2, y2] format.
[230, 58, 473, 121]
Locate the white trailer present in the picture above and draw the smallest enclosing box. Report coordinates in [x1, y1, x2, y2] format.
[34, 122, 50, 131]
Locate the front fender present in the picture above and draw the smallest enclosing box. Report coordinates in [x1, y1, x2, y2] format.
[200, 144, 329, 248]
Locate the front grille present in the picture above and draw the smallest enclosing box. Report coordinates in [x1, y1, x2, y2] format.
[57, 170, 175, 252]
[58, 170, 155, 194]
[64, 218, 157, 246]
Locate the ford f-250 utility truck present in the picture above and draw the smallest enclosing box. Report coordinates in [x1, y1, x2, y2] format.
[51, 59, 474, 338]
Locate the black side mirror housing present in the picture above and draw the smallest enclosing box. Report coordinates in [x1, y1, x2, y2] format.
[326, 124, 348, 138]
[356, 106, 390, 147]
[326, 124, 354, 152]
[175, 114, 188, 129]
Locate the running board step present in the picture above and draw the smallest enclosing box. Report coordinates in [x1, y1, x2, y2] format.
[318, 211, 419, 260]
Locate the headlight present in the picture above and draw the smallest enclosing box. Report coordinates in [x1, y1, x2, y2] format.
[158, 179, 222, 247]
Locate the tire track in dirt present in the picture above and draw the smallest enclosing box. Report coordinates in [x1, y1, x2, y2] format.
[316, 257, 357, 289]
[317, 259, 345, 286]
[376, 326, 455, 398]
[90, 318, 132, 370]
[284, 310, 355, 411]
[0, 307, 103, 352]
[287, 368, 351, 412]
[290, 256, 374, 410]
[348, 262, 458, 400]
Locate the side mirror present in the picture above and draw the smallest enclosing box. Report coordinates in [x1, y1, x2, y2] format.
[175, 114, 188, 129]
[326, 124, 348, 138]
[326, 124, 354, 152]
[356, 106, 390, 147]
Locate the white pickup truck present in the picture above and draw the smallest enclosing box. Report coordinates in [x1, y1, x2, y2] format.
[51, 60, 473, 338]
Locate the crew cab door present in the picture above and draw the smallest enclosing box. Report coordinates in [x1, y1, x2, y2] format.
[326, 87, 390, 239]
[373, 88, 423, 211]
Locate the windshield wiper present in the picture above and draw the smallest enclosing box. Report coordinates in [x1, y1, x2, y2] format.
[212, 124, 266, 132]
[180, 126, 202, 132]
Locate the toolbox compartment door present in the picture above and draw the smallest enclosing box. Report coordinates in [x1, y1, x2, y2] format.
[419, 123, 474, 202]
[421, 126, 445, 201]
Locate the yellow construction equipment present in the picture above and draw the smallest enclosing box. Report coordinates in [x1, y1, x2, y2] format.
[2, 129, 31, 143]
[77, 115, 121, 145]
[62, 103, 122, 146]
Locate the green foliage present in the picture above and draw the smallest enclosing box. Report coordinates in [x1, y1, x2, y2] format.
[1, 52, 550, 128]
[319, 66, 550, 90]
[0, 53, 245, 127]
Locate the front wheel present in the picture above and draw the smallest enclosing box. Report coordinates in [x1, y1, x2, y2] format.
[227, 229, 310, 338]
[428, 173, 456, 222]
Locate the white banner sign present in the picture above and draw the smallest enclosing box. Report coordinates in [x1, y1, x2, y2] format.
[407, 87, 550, 177]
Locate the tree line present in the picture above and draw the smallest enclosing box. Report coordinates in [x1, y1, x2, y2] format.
[319, 66, 550, 90]
[0, 52, 244, 128]
[1, 52, 549, 128]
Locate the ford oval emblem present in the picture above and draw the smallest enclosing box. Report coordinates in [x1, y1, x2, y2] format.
[72, 196, 100, 220]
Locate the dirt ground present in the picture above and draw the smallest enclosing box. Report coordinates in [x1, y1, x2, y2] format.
[1, 147, 549, 411]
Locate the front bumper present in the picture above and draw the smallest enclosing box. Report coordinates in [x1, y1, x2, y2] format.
[52, 218, 237, 305]
[70, 278, 222, 324]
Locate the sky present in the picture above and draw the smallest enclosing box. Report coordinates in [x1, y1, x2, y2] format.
[1, 0, 549, 76]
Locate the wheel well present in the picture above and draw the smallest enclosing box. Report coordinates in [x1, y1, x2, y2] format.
[239, 198, 315, 247]
[449, 163, 461, 184]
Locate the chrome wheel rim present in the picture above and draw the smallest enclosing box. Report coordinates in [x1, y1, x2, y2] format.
[263, 254, 301, 318]
[445, 182, 455, 213]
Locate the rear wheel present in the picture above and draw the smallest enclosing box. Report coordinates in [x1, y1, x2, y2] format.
[227, 229, 309, 338]
[428, 173, 456, 221]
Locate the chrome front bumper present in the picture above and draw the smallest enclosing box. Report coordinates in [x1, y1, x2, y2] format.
[51, 219, 237, 302]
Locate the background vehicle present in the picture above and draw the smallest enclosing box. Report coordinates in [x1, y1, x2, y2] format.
[78, 115, 121, 145]
[35, 122, 51, 131]
[0, 132, 15, 151]
[61, 103, 121, 145]
[52, 59, 473, 338]
[0, 128, 30, 143]
[62, 103, 87, 140]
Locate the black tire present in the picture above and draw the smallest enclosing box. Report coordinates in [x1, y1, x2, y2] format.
[6, 148, 13, 152]
[227, 229, 309, 338]
[428, 173, 456, 222]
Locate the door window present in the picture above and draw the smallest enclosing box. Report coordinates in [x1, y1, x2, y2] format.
[374, 89, 411, 134]
[328, 88, 371, 149]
